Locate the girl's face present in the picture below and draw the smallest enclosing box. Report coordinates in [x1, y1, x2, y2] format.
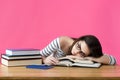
[71, 41, 90, 57]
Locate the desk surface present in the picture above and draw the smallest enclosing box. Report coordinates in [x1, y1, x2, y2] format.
[0, 64, 120, 80]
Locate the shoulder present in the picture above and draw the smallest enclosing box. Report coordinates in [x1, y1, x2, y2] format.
[59, 36, 72, 41]
[59, 36, 73, 43]
[58, 36, 74, 47]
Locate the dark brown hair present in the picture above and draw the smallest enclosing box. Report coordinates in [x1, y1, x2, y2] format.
[68, 35, 103, 58]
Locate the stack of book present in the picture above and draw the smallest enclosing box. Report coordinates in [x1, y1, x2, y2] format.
[1, 48, 42, 66]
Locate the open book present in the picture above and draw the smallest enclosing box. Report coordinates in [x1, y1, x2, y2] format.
[55, 57, 101, 68]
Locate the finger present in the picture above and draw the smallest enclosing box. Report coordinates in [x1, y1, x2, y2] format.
[50, 58, 59, 64]
[52, 58, 59, 63]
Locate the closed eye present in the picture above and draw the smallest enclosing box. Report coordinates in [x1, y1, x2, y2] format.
[76, 42, 86, 57]
[76, 42, 81, 50]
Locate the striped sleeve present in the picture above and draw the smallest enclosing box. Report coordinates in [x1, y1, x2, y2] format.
[109, 55, 116, 65]
[40, 38, 60, 57]
[106, 54, 116, 65]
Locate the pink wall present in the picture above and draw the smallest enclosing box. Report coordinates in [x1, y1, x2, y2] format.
[0, 0, 120, 64]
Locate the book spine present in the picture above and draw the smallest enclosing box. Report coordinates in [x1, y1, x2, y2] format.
[2, 57, 41, 61]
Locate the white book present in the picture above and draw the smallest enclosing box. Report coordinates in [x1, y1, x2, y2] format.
[55, 57, 101, 68]
[2, 54, 41, 60]
[6, 48, 40, 56]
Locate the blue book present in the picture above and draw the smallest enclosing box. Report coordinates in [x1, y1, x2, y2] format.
[26, 65, 54, 70]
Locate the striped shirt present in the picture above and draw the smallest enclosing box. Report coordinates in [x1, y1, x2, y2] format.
[105, 54, 116, 65]
[40, 37, 116, 65]
[40, 38, 66, 58]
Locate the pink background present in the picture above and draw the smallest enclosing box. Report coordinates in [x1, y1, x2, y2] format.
[0, 0, 120, 64]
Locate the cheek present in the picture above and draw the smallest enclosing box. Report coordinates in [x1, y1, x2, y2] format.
[71, 46, 75, 54]
[84, 50, 90, 56]
[87, 52, 90, 56]
[71, 48, 74, 54]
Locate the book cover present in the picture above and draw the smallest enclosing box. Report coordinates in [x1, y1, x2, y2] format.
[55, 57, 101, 68]
[1, 58, 42, 67]
[1, 54, 41, 60]
[6, 48, 40, 56]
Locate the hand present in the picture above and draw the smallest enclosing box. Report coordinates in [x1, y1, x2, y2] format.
[85, 55, 111, 64]
[43, 53, 59, 65]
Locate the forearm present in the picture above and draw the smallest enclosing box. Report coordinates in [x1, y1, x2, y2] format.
[92, 54, 116, 65]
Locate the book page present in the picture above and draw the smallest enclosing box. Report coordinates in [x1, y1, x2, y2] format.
[56, 57, 101, 68]
[58, 57, 94, 64]
[71, 63, 101, 68]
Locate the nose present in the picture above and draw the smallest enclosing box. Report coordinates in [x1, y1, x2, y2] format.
[74, 50, 80, 55]
[73, 50, 85, 57]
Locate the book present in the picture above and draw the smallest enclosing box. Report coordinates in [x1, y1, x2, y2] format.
[1, 54, 41, 60]
[55, 57, 101, 68]
[26, 65, 54, 69]
[6, 48, 40, 56]
[1, 58, 42, 66]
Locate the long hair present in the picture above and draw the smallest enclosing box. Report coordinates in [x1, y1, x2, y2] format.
[68, 35, 103, 58]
